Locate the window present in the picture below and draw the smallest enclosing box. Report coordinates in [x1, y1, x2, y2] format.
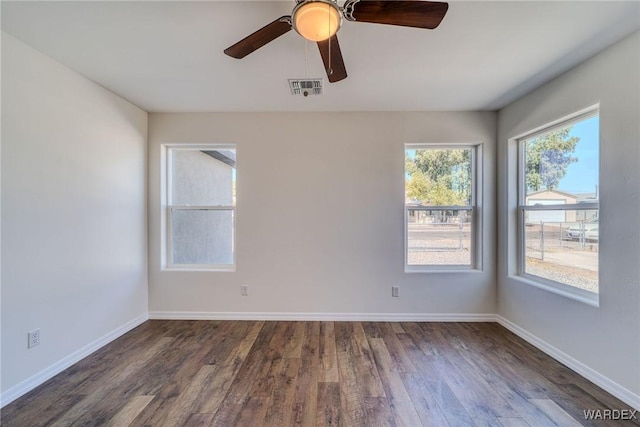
[405, 144, 481, 271]
[166, 145, 236, 270]
[518, 108, 599, 297]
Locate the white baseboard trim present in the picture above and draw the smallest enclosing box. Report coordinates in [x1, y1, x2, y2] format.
[149, 311, 497, 322]
[0, 312, 149, 408]
[496, 315, 640, 411]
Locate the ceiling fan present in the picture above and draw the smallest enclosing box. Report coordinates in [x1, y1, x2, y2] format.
[224, 0, 449, 83]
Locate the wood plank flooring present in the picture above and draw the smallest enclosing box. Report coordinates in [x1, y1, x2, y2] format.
[2, 321, 638, 426]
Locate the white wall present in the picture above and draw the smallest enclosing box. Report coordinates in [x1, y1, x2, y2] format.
[148, 111, 497, 318]
[497, 32, 640, 400]
[1, 34, 148, 401]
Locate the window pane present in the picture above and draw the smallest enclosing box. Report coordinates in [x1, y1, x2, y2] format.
[523, 209, 598, 292]
[405, 145, 477, 269]
[407, 209, 472, 266]
[406, 148, 472, 206]
[171, 149, 236, 206]
[171, 209, 233, 265]
[520, 113, 599, 293]
[523, 115, 599, 200]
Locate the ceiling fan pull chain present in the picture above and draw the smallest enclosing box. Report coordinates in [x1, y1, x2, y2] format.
[327, 7, 332, 75]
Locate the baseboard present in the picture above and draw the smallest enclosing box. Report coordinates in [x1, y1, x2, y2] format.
[0, 312, 149, 408]
[496, 315, 640, 411]
[149, 311, 497, 322]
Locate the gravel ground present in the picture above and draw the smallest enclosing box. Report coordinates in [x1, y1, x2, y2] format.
[408, 227, 598, 292]
[407, 226, 471, 265]
[408, 251, 598, 294]
[526, 257, 598, 293]
[407, 249, 471, 265]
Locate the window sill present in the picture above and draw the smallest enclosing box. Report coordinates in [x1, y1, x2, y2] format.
[162, 266, 236, 272]
[509, 274, 599, 307]
[405, 265, 482, 274]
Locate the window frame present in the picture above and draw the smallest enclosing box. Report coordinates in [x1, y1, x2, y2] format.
[164, 144, 236, 271]
[404, 143, 483, 273]
[516, 107, 599, 303]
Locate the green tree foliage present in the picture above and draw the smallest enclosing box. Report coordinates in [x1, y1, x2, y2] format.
[525, 128, 579, 192]
[405, 149, 471, 206]
[406, 129, 579, 207]
[405, 161, 431, 201]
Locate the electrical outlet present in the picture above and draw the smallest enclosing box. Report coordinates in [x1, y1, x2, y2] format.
[241, 285, 248, 296]
[392, 286, 399, 297]
[28, 329, 40, 348]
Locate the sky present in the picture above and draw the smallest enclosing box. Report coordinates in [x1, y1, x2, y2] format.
[555, 115, 599, 195]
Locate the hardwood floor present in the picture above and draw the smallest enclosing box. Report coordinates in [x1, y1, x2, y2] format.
[2, 321, 638, 426]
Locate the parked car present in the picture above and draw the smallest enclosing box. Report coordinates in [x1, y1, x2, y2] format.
[566, 218, 598, 241]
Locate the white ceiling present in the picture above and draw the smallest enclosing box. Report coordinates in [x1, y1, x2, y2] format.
[2, 1, 639, 112]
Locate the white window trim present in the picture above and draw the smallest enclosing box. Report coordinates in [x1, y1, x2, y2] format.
[404, 143, 483, 273]
[515, 106, 599, 303]
[163, 144, 236, 271]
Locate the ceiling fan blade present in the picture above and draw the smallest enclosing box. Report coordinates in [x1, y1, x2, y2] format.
[344, 0, 448, 29]
[317, 35, 347, 83]
[224, 16, 292, 59]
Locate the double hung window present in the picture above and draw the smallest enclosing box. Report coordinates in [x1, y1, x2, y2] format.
[517, 108, 599, 297]
[166, 145, 236, 270]
[405, 144, 481, 271]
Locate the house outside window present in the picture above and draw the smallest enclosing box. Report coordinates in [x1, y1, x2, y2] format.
[165, 145, 236, 270]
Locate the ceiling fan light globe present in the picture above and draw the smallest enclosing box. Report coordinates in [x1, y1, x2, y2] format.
[293, 1, 341, 42]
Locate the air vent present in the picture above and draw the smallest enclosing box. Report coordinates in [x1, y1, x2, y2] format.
[288, 79, 323, 96]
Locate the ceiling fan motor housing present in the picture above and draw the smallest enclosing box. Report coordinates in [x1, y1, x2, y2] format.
[292, 0, 343, 42]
